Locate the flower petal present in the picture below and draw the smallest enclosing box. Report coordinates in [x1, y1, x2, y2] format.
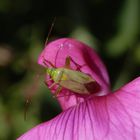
[38, 38, 110, 110]
[18, 77, 140, 140]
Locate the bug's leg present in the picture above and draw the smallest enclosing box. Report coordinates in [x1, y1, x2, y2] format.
[49, 82, 57, 89]
[54, 85, 63, 97]
[48, 83, 62, 97]
[44, 78, 53, 86]
[65, 56, 86, 70]
[42, 56, 56, 68]
[64, 56, 71, 69]
[46, 78, 52, 82]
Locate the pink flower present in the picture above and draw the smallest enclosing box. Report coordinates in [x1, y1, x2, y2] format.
[18, 38, 140, 140]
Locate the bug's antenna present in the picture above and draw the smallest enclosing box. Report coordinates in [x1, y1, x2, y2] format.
[44, 17, 56, 46]
[24, 74, 40, 121]
[24, 98, 31, 121]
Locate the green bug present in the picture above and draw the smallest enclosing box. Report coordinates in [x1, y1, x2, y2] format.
[43, 56, 99, 96]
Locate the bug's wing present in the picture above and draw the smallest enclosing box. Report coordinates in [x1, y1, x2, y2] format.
[60, 79, 100, 94]
[60, 80, 90, 94]
[63, 69, 94, 84]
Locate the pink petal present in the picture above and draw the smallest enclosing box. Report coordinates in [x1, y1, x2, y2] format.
[38, 38, 110, 110]
[18, 77, 140, 140]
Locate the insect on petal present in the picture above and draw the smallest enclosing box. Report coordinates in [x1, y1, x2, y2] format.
[38, 38, 110, 110]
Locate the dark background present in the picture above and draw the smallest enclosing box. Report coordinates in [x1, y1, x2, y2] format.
[0, 0, 139, 139]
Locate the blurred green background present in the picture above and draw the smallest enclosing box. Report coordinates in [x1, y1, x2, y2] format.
[0, 0, 139, 139]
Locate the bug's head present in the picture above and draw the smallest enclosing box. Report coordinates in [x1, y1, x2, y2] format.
[46, 68, 52, 75]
